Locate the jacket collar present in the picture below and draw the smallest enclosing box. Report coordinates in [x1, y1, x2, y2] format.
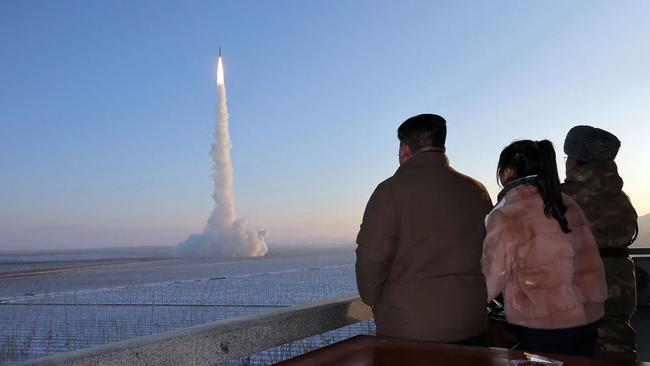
[396, 149, 449, 174]
[565, 160, 623, 195]
[497, 175, 538, 203]
[486, 182, 540, 225]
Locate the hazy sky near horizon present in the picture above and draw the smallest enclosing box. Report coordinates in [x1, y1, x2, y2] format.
[1, 1, 649, 250]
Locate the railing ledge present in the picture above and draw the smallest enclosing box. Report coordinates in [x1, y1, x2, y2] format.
[12, 295, 373, 366]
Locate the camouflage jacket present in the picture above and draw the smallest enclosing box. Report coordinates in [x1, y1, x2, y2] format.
[562, 161, 637, 250]
[562, 161, 638, 315]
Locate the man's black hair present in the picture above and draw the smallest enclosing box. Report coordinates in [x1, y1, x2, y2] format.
[397, 114, 447, 151]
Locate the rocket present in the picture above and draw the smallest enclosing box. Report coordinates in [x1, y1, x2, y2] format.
[216, 47, 225, 85]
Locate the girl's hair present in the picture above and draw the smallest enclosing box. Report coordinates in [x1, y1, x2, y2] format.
[497, 140, 571, 233]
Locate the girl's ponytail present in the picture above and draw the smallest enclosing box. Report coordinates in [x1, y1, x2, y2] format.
[536, 140, 571, 233]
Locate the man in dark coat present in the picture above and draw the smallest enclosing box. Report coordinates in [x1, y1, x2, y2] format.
[355, 114, 493, 344]
[562, 125, 638, 361]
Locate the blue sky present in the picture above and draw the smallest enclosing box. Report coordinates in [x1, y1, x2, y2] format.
[1, 1, 649, 250]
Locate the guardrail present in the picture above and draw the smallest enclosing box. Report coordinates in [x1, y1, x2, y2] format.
[633, 248, 650, 307]
[14, 295, 373, 366]
[631, 247, 650, 257]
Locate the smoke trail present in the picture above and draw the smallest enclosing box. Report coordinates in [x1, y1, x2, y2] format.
[174, 56, 268, 257]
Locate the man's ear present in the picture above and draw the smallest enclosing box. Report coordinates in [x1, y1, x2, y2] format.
[402, 143, 412, 157]
[565, 157, 578, 174]
[399, 143, 413, 165]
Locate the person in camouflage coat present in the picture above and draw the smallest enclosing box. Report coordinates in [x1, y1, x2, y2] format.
[562, 125, 638, 361]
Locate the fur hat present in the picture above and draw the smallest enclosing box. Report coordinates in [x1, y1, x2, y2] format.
[564, 125, 621, 162]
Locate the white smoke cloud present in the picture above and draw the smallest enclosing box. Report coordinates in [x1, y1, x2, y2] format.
[174, 57, 268, 258]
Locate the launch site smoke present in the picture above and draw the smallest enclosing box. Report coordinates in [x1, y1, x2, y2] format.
[174, 50, 269, 257]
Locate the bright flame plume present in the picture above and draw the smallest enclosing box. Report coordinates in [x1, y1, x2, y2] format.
[216, 56, 225, 85]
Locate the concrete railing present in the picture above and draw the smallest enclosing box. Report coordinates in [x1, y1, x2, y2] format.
[14, 295, 373, 366]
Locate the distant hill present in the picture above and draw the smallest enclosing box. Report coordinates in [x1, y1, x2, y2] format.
[635, 213, 650, 248]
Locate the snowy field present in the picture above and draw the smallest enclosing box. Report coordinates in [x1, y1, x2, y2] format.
[0, 246, 372, 365]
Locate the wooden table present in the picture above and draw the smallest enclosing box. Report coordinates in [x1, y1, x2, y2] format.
[276, 335, 649, 366]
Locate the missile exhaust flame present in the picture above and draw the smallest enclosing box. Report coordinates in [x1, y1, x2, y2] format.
[216, 56, 224, 85]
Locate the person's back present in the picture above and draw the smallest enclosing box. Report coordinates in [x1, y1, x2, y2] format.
[484, 186, 606, 329]
[482, 139, 606, 357]
[562, 125, 638, 361]
[356, 114, 493, 342]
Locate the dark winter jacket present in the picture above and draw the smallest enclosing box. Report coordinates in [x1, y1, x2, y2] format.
[356, 151, 493, 342]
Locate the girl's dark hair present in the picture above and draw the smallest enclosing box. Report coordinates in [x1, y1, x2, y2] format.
[497, 140, 571, 233]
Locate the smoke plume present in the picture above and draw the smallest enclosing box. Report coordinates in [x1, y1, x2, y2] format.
[174, 56, 268, 257]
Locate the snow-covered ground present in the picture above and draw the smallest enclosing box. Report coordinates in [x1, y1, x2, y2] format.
[0, 248, 369, 365]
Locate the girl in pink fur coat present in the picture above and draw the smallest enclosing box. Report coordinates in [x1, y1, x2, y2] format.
[482, 140, 607, 357]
